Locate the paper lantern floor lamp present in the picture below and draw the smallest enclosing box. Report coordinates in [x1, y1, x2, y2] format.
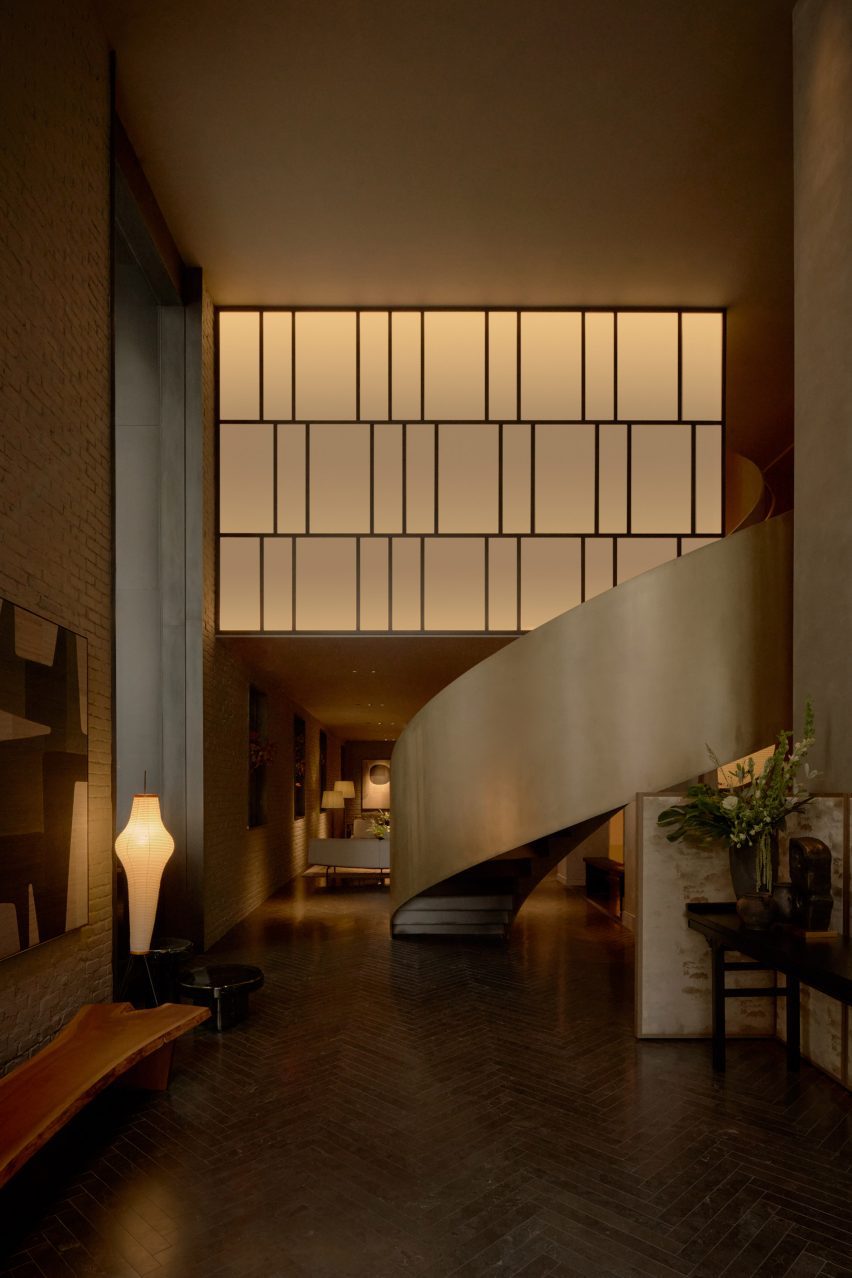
[115, 792, 175, 956]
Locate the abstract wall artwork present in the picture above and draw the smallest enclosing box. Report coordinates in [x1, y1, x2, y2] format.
[0, 598, 88, 960]
[362, 758, 391, 811]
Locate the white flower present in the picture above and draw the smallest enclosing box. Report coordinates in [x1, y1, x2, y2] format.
[721, 795, 739, 812]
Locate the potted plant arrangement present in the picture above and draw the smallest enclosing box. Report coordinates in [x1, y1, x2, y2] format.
[657, 703, 817, 929]
[369, 810, 391, 840]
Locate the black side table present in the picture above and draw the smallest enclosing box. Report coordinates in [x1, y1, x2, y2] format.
[149, 938, 195, 1003]
[178, 964, 264, 1032]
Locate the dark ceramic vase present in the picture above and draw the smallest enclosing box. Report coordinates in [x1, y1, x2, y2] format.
[736, 892, 778, 930]
[772, 881, 796, 922]
[729, 831, 779, 900]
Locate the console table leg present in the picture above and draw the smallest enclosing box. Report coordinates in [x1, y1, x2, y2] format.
[786, 976, 801, 1071]
[711, 942, 726, 1072]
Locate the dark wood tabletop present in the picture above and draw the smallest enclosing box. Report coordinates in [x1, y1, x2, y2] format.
[686, 903, 852, 1006]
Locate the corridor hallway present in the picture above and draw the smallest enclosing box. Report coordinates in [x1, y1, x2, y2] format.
[2, 879, 851, 1278]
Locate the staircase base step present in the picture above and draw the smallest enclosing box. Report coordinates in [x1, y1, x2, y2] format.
[401, 894, 513, 911]
[392, 922, 508, 936]
[394, 908, 510, 926]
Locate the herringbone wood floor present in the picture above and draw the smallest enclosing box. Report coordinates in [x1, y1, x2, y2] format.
[2, 879, 851, 1277]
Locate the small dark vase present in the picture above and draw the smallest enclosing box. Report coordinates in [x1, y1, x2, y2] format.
[772, 881, 796, 922]
[729, 831, 779, 901]
[736, 892, 778, 930]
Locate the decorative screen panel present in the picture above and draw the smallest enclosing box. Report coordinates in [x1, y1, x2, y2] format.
[217, 308, 724, 634]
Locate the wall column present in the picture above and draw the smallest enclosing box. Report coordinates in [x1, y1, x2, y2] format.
[793, 0, 852, 787]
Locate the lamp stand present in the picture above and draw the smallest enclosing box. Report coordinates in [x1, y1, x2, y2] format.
[117, 952, 160, 1008]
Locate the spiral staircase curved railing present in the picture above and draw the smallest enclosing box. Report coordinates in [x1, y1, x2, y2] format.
[390, 502, 792, 937]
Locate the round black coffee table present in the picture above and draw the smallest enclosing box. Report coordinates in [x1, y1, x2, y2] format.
[178, 964, 264, 1032]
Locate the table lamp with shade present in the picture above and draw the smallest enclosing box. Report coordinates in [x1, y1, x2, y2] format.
[321, 788, 344, 837]
[334, 779, 355, 836]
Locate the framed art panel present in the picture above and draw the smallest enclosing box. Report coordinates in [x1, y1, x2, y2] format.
[361, 758, 391, 811]
[0, 598, 88, 961]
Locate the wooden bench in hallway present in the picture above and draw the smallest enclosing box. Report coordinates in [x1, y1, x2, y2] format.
[0, 1001, 208, 1189]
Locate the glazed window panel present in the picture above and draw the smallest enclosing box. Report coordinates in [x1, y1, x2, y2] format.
[309, 424, 371, 533]
[521, 312, 582, 420]
[277, 423, 306, 533]
[521, 538, 581, 631]
[391, 312, 421, 420]
[360, 538, 390, 630]
[584, 313, 615, 421]
[263, 537, 293, 631]
[219, 311, 260, 420]
[487, 538, 518, 630]
[424, 312, 485, 421]
[535, 424, 595, 534]
[424, 538, 485, 631]
[488, 312, 518, 420]
[439, 424, 499, 533]
[617, 312, 678, 421]
[220, 423, 274, 533]
[295, 538, 357, 631]
[631, 423, 692, 534]
[263, 312, 292, 419]
[220, 537, 260, 630]
[682, 312, 723, 421]
[360, 311, 389, 421]
[295, 312, 356, 420]
[218, 308, 725, 634]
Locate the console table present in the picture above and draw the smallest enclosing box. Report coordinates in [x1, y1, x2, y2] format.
[686, 903, 852, 1072]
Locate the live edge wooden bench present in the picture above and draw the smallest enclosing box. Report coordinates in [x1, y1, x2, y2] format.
[0, 1001, 209, 1190]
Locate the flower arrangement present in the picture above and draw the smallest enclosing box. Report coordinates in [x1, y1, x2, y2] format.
[369, 810, 391, 839]
[657, 702, 817, 893]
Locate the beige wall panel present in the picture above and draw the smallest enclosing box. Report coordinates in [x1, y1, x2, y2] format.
[360, 311, 389, 421]
[424, 312, 484, 420]
[220, 537, 260, 630]
[617, 312, 678, 421]
[488, 312, 518, 420]
[219, 310, 260, 420]
[439, 424, 498, 533]
[263, 311, 292, 419]
[424, 538, 485, 631]
[636, 795, 775, 1038]
[682, 312, 723, 421]
[392, 312, 421, 420]
[584, 312, 615, 421]
[521, 312, 582, 420]
[295, 311, 356, 420]
[263, 537, 293, 630]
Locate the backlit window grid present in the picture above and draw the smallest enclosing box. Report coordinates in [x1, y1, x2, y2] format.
[218, 308, 724, 634]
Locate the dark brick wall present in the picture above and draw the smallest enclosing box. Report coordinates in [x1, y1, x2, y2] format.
[0, 0, 112, 1071]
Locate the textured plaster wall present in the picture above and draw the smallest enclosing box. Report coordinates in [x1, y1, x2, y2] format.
[793, 0, 852, 789]
[0, 1, 112, 1071]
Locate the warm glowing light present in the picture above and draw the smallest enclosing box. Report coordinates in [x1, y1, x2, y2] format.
[115, 795, 175, 955]
[321, 790, 344, 809]
[334, 780, 355, 798]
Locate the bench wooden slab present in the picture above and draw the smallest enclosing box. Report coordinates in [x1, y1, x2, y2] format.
[0, 1001, 208, 1189]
